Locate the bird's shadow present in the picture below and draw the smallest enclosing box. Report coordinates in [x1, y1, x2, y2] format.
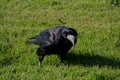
[64, 51, 120, 68]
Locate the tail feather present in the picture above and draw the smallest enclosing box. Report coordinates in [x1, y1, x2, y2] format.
[26, 38, 37, 44]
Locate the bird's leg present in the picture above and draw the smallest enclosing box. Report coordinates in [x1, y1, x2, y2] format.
[39, 55, 45, 63]
[60, 53, 67, 62]
[36, 48, 45, 63]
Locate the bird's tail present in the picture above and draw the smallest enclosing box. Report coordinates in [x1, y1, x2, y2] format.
[26, 37, 37, 44]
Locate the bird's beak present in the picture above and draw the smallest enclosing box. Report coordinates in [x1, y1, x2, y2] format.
[67, 35, 76, 46]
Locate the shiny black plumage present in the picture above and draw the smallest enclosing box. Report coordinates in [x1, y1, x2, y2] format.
[27, 26, 77, 62]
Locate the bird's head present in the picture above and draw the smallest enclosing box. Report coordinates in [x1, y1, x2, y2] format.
[62, 28, 77, 46]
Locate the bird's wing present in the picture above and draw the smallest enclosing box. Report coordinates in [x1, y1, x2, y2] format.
[38, 30, 55, 47]
[27, 30, 55, 48]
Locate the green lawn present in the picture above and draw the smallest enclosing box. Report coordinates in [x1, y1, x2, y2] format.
[0, 0, 120, 80]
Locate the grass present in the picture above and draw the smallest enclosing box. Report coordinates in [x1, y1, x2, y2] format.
[0, 0, 120, 80]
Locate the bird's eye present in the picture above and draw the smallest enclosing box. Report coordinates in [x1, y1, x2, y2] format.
[62, 31, 67, 38]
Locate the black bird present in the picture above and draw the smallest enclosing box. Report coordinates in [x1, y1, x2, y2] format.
[27, 26, 77, 63]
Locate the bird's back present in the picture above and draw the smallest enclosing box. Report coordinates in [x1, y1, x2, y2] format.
[27, 26, 67, 47]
